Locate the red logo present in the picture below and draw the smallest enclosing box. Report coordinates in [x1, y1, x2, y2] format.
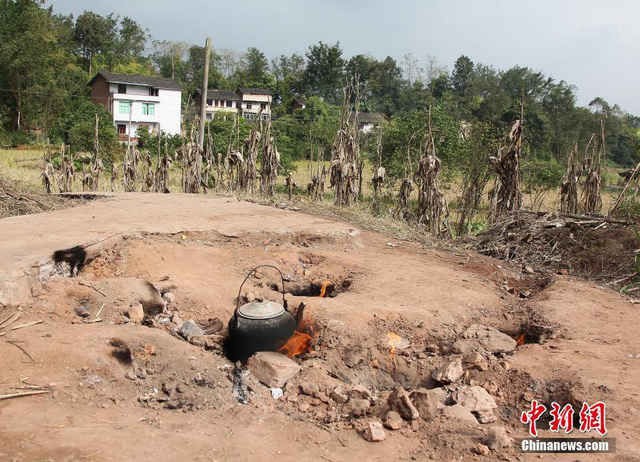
[520, 401, 607, 437]
[520, 400, 547, 437]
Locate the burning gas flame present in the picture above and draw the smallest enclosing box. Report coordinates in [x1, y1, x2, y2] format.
[386, 332, 403, 356]
[319, 280, 332, 298]
[279, 331, 313, 358]
[386, 332, 403, 373]
[516, 333, 526, 346]
[278, 313, 315, 358]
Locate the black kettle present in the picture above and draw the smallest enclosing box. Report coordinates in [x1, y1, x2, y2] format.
[227, 265, 303, 361]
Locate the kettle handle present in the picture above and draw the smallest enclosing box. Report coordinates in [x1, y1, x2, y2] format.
[235, 264, 288, 315]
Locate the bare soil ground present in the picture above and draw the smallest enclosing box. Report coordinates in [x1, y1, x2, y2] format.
[0, 193, 638, 461]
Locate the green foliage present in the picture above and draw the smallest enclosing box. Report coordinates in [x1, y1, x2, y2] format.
[50, 98, 116, 161]
[521, 158, 564, 192]
[136, 127, 182, 155]
[302, 42, 345, 104]
[2, 0, 640, 196]
[272, 96, 340, 163]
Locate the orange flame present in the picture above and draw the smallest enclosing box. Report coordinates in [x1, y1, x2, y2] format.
[516, 333, 526, 346]
[386, 332, 403, 354]
[319, 280, 332, 298]
[279, 331, 313, 358]
[278, 313, 315, 358]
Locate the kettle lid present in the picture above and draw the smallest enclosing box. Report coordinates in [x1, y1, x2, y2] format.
[237, 301, 285, 320]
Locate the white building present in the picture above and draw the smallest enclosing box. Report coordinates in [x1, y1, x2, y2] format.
[202, 87, 272, 121]
[89, 71, 182, 139]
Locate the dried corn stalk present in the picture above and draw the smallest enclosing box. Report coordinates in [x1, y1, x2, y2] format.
[489, 119, 523, 223]
[241, 127, 260, 193]
[110, 167, 117, 192]
[330, 79, 361, 207]
[307, 145, 326, 201]
[90, 114, 103, 191]
[181, 124, 203, 193]
[285, 171, 296, 200]
[142, 151, 154, 192]
[41, 149, 55, 194]
[58, 144, 74, 193]
[581, 121, 604, 215]
[394, 178, 414, 220]
[560, 143, 579, 214]
[154, 139, 171, 193]
[260, 119, 279, 197]
[371, 130, 386, 202]
[414, 107, 450, 238]
[123, 146, 139, 192]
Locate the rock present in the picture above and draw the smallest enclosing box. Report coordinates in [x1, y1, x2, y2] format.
[188, 335, 206, 347]
[475, 409, 497, 424]
[315, 392, 331, 404]
[199, 317, 223, 335]
[347, 398, 370, 417]
[247, 351, 301, 388]
[124, 369, 137, 381]
[463, 351, 489, 371]
[349, 384, 373, 401]
[440, 404, 477, 425]
[524, 265, 535, 274]
[453, 386, 497, 413]
[410, 387, 448, 421]
[298, 401, 310, 412]
[473, 443, 490, 456]
[299, 382, 320, 396]
[383, 410, 404, 430]
[451, 339, 478, 355]
[486, 426, 513, 450]
[362, 421, 386, 442]
[74, 305, 90, 318]
[463, 324, 517, 354]
[162, 291, 176, 305]
[388, 387, 420, 420]
[431, 357, 464, 383]
[125, 303, 145, 323]
[330, 387, 349, 404]
[178, 320, 204, 341]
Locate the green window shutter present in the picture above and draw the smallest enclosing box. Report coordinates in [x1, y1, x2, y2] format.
[142, 103, 155, 115]
[119, 101, 130, 114]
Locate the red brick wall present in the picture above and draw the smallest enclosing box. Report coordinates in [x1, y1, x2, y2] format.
[90, 75, 111, 113]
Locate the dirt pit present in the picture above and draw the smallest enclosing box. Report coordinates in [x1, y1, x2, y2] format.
[2, 208, 639, 461]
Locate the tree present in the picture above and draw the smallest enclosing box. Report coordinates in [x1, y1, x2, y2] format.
[0, 0, 80, 133]
[302, 41, 344, 103]
[73, 11, 118, 74]
[152, 40, 190, 80]
[237, 47, 272, 88]
[271, 53, 306, 113]
[115, 16, 147, 64]
[451, 55, 474, 98]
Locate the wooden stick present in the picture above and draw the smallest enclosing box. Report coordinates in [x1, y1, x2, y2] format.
[0, 390, 49, 401]
[5, 340, 34, 362]
[0, 312, 20, 328]
[10, 320, 43, 331]
[78, 280, 106, 297]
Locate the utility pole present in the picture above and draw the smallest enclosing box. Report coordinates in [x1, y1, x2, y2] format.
[198, 37, 212, 150]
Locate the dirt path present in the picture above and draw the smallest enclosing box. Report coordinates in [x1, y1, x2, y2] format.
[0, 193, 353, 305]
[0, 193, 638, 461]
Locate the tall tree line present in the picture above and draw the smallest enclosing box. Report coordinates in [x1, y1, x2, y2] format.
[1, 0, 638, 174]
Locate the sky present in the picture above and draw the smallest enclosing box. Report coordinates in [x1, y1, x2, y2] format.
[50, 0, 640, 114]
